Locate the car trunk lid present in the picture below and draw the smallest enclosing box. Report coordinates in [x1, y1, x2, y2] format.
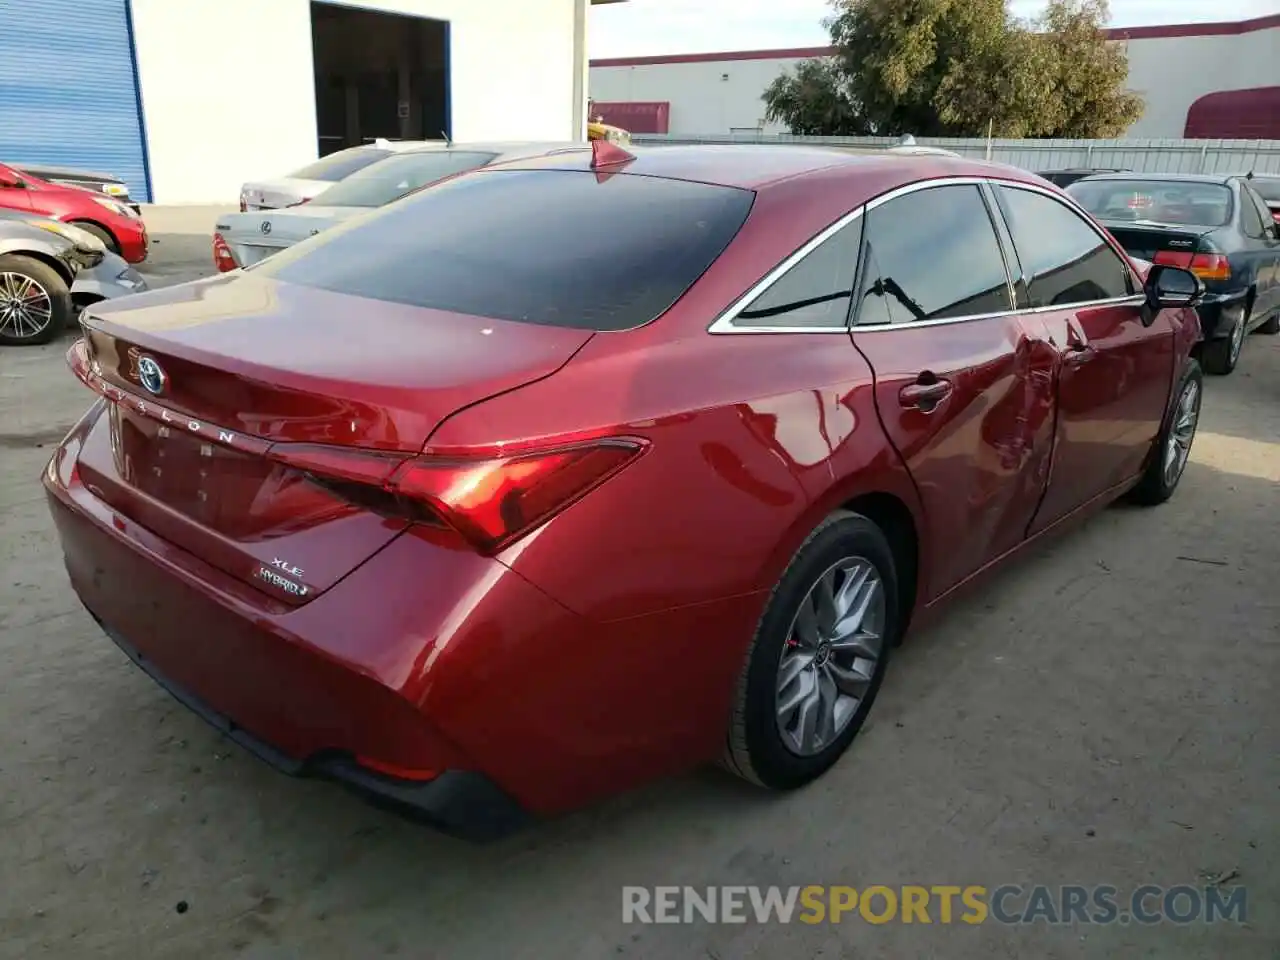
[1096, 220, 1214, 261]
[218, 206, 359, 267]
[240, 177, 328, 211]
[72, 273, 593, 603]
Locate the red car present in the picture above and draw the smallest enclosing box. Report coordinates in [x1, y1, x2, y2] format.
[45, 143, 1205, 840]
[0, 161, 148, 264]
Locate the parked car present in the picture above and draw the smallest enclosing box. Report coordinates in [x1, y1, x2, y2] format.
[1245, 172, 1280, 223]
[1067, 172, 1280, 374]
[215, 142, 583, 271]
[0, 214, 102, 344]
[0, 208, 145, 311]
[238, 139, 428, 212]
[50, 144, 1206, 839]
[0, 161, 148, 263]
[12, 162, 141, 214]
[1039, 167, 1129, 188]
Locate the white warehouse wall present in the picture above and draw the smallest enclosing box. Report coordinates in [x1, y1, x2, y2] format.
[590, 55, 813, 135]
[130, 0, 580, 203]
[1119, 26, 1280, 137]
[590, 18, 1280, 139]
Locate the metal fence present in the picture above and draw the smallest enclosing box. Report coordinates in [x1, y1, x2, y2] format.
[630, 133, 1280, 176]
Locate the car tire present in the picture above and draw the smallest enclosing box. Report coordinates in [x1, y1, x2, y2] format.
[723, 510, 899, 791]
[1201, 305, 1246, 375]
[69, 221, 119, 254]
[1130, 358, 1203, 506]
[0, 254, 73, 346]
[1259, 312, 1279, 335]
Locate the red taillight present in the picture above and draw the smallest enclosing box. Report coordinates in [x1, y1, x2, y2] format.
[1272, 211, 1280, 224]
[212, 231, 238, 273]
[1152, 250, 1230, 281]
[266, 439, 646, 554]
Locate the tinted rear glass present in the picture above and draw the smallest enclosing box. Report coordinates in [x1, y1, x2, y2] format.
[1067, 179, 1233, 227]
[256, 169, 755, 331]
[309, 151, 498, 207]
[287, 149, 393, 182]
[1250, 178, 1280, 203]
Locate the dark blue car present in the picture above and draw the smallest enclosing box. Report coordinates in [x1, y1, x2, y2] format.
[1068, 172, 1280, 375]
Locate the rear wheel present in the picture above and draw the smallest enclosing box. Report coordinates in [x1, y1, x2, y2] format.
[1202, 304, 1246, 375]
[723, 511, 898, 790]
[69, 221, 119, 254]
[1130, 359, 1202, 506]
[0, 254, 72, 346]
[1259, 311, 1279, 335]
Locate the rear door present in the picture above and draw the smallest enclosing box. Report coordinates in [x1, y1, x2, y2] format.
[850, 181, 1058, 599]
[992, 184, 1172, 534]
[1239, 182, 1280, 320]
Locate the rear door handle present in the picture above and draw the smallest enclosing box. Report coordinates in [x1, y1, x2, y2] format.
[899, 376, 953, 410]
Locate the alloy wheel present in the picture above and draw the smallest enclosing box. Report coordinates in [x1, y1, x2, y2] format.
[1229, 311, 1246, 365]
[775, 557, 885, 757]
[1163, 378, 1200, 487]
[0, 271, 53, 341]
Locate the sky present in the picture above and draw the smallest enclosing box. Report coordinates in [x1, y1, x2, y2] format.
[589, 0, 1278, 59]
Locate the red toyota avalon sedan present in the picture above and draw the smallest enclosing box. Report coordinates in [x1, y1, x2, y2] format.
[45, 143, 1205, 840]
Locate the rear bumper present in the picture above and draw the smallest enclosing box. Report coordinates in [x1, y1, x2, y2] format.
[1195, 292, 1249, 340]
[91, 612, 529, 841]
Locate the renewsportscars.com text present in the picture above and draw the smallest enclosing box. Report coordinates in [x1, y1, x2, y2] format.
[622, 884, 1247, 926]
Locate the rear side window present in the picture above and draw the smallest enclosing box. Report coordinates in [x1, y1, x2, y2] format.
[854, 184, 1012, 325]
[734, 217, 862, 328]
[287, 149, 393, 182]
[258, 169, 755, 330]
[310, 152, 498, 207]
[996, 186, 1132, 306]
[1239, 185, 1268, 238]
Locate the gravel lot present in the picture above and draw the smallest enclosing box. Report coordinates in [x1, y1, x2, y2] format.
[1, 230, 1277, 959]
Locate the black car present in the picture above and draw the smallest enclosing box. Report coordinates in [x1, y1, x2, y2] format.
[1067, 172, 1280, 375]
[1039, 167, 1129, 189]
[1245, 172, 1280, 224]
[11, 162, 141, 214]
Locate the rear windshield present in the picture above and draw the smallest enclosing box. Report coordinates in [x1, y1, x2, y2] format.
[309, 151, 498, 208]
[287, 149, 393, 182]
[1067, 179, 1233, 227]
[255, 169, 756, 331]
[1250, 178, 1280, 203]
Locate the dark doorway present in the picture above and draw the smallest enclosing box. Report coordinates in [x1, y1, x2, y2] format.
[310, 1, 450, 157]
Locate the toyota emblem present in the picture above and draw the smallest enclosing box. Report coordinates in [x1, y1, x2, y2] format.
[137, 355, 167, 395]
[260, 220, 272, 235]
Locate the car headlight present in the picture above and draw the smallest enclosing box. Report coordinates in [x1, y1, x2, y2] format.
[102, 183, 129, 198]
[32, 220, 106, 251]
[92, 196, 137, 218]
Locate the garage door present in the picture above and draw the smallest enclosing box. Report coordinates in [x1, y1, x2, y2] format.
[0, 0, 151, 201]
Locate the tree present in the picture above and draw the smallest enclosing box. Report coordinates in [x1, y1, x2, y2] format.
[761, 0, 1144, 138]
[762, 58, 872, 136]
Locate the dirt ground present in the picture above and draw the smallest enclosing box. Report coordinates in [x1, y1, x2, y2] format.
[1, 241, 1277, 958]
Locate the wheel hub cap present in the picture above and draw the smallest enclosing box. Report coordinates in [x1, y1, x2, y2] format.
[0, 271, 53, 340]
[775, 557, 885, 757]
[1163, 379, 1200, 486]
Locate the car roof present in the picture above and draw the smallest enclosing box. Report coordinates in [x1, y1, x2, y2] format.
[392, 141, 586, 162]
[485, 143, 1023, 191]
[1074, 171, 1233, 185]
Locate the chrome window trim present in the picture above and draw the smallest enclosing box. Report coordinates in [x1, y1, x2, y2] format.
[709, 175, 1146, 336]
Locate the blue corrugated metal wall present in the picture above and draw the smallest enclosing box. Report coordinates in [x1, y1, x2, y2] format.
[0, 0, 151, 201]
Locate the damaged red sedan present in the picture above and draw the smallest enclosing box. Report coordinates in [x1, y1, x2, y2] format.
[46, 143, 1206, 840]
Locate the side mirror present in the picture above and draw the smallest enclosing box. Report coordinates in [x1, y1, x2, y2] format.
[1145, 264, 1204, 310]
